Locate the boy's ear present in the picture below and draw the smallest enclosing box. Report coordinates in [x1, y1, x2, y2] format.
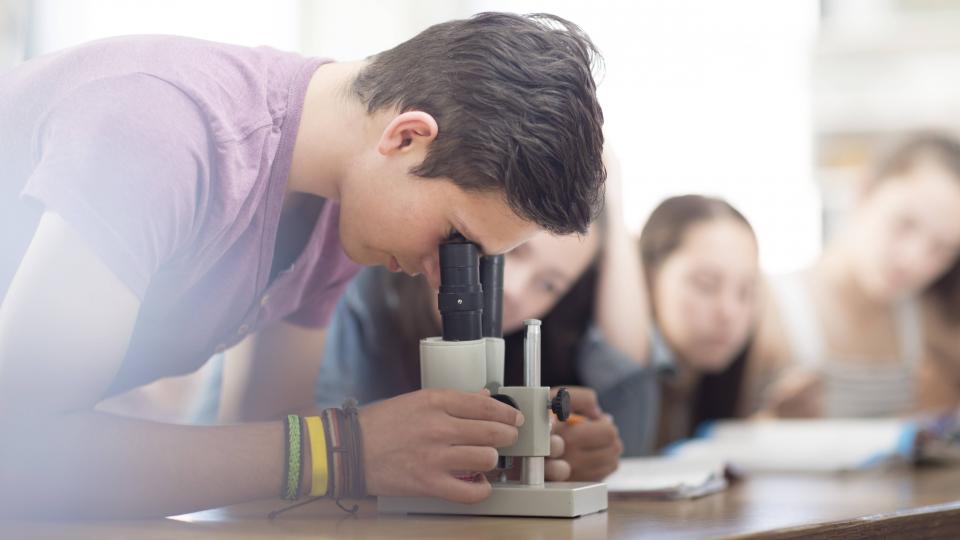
[377, 111, 439, 156]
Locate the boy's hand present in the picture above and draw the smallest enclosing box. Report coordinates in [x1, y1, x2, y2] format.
[359, 388, 521, 503]
[551, 387, 623, 481]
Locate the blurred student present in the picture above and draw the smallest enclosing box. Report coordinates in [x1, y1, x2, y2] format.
[749, 133, 960, 418]
[639, 195, 761, 449]
[318, 156, 650, 477]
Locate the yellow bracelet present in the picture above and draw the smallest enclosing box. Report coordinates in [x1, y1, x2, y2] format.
[304, 416, 329, 497]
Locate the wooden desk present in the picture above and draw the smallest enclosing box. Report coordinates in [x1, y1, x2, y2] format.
[3, 466, 959, 539]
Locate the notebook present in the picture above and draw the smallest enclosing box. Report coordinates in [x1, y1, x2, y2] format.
[664, 418, 916, 473]
[604, 456, 729, 499]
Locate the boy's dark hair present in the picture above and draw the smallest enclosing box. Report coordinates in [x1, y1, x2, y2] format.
[352, 12, 606, 235]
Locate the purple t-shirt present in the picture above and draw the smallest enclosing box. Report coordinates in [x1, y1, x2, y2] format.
[0, 36, 360, 394]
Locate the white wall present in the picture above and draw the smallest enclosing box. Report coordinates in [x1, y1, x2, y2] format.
[0, 0, 29, 70]
[466, 0, 822, 273]
[30, 0, 301, 54]
[299, 0, 462, 61]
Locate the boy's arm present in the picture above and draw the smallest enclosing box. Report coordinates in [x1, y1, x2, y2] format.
[0, 213, 522, 517]
[0, 212, 286, 518]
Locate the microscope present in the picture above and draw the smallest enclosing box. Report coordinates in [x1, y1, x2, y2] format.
[378, 238, 608, 517]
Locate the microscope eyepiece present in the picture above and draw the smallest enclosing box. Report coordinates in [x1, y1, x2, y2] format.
[438, 240, 483, 341]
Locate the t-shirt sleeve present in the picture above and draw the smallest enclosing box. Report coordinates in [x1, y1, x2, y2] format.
[21, 74, 209, 300]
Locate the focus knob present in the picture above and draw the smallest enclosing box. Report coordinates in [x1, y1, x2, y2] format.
[551, 387, 571, 421]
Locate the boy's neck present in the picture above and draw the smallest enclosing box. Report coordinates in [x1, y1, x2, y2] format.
[287, 60, 369, 201]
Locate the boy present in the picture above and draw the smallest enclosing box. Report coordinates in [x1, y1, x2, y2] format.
[0, 13, 605, 518]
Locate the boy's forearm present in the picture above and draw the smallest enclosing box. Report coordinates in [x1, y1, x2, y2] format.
[0, 411, 287, 519]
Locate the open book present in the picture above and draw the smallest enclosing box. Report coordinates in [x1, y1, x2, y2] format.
[664, 418, 916, 473]
[604, 456, 729, 499]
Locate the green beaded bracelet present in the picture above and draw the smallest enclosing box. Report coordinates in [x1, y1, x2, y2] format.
[282, 414, 303, 501]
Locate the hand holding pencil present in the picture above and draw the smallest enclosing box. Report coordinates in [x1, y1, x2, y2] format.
[551, 387, 624, 481]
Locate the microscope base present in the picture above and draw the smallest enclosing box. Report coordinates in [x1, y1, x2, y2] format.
[377, 481, 607, 518]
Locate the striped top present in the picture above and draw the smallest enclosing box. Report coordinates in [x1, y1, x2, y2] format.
[770, 273, 921, 418]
